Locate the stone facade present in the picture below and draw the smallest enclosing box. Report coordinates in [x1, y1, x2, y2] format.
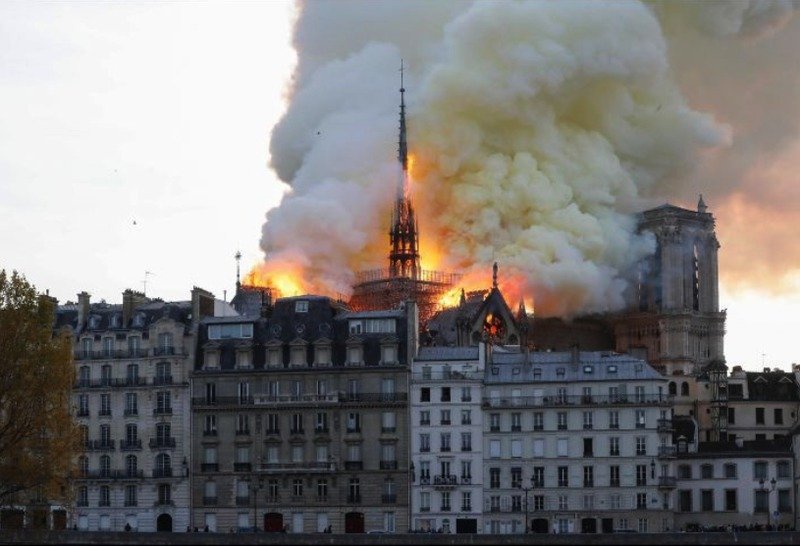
[190, 295, 416, 534]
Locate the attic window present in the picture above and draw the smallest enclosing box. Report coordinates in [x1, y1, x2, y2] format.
[556, 367, 565, 377]
[491, 367, 499, 375]
[533, 368, 542, 379]
[295, 300, 309, 313]
[133, 313, 145, 327]
[583, 366, 593, 374]
[607, 365, 618, 374]
[512, 367, 520, 375]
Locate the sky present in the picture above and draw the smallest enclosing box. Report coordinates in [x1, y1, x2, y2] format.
[1, 1, 798, 371]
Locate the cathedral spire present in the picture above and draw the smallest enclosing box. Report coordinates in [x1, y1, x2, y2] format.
[388, 60, 420, 280]
[235, 250, 242, 290]
[697, 193, 707, 214]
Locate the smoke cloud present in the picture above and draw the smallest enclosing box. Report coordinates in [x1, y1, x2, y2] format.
[259, 0, 798, 315]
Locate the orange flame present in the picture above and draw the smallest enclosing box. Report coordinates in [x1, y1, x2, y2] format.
[245, 263, 308, 299]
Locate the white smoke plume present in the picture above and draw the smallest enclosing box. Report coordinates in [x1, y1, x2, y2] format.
[259, 0, 797, 315]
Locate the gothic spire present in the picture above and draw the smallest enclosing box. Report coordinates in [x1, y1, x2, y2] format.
[492, 262, 499, 290]
[398, 59, 408, 174]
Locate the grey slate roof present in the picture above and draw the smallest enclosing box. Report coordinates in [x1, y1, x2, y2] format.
[416, 346, 480, 362]
[485, 351, 663, 383]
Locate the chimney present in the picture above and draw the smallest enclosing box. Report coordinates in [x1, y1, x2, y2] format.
[122, 289, 149, 326]
[570, 343, 580, 368]
[191, 286, 215, 324]
[77, 291, 91, 330]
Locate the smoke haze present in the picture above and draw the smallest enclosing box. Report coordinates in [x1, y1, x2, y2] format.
[259, 0, 799, 315]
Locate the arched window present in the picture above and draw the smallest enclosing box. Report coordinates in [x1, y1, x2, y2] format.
[155, 453, 171, 477]
[126, 455, 138, 477]
[681, 382, 689, 396]
[99, 455, 111, 477]
[668, 382, 677, 396]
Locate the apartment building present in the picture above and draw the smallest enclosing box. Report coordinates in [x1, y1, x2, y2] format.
[482, 349, 675, 534]
[410, 345, 486, 534]
[191, 295, 415, 534]
[673, 438, 794, 530]
[60, 287, 216, 532]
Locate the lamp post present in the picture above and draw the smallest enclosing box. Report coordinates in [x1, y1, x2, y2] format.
[758, 477, 777, 530]
[519, 476, 535, 534]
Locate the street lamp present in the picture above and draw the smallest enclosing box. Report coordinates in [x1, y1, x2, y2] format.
[758, 477, 777, 530]
[518, 476, 535, 534]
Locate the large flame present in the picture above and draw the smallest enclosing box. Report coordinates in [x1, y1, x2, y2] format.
[245, 262, 309, 299]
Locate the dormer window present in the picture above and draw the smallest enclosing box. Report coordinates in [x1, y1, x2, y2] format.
[110, 315, 120, 328]
[236, 350, 252, 369]
[290, 346, 306, 368]
[607, 365, 618, 374]
[133, 313, 145, 328]
[314, 345, 331, 367]
[347, 345, 363, 367]
[583, 366, 593, 374]
[204, 351, 219, 370]
[533, 368, 542, 379]
[349, 321, 362, 335]
[89, 315, 101, 329]
[381, 344, 397, 366]
[266, 347, 282, 369]
[556, 367, 565, 377]
[295, 300, 309, 313]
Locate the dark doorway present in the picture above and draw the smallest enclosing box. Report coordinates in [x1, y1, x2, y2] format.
[52, 510, 67, 530]
[581, 518, 597, 534]
[30, 509, 48, 529]
[601, 518, 614, 534]
[265, 512, 283, 532]
[456, 518, 477, 534]
[156, 513, 172, 532]
[344, 512, 364, 534]
[0, 509, 24, 529]
[532, 518, 549, 534]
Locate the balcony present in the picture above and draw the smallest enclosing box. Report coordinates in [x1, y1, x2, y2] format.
[461, 476, 472, 485]
[149, 437, 176, 449]
[433, 475, 458, 489]
[347, 494, 362, 504]
[203, 496, 218, 506]
[77, 409, 89, 417]
[236, 429, 251, 437]
[482, 393, 674, 408]
[382, 494, 397, 504]
[441, 505, 452, 512]
[252, 393, 341, 406]
[203, 430, 218, 437]
[154, 499, 174, 507]
[74, 469, 144, 480]
[657, 419, 674, 433]
[290, 428, 305, 436]
[315, 427, 330, 434]
[153, 375, 173, 386]
[124, 408, 138, 417]
[380, 461, 398, 470]
[85, 440, 115, 451]
[152, 467, 173, 478]
[201, 463, 219, 473]
[153, 407, 172, 416]
[234, 463, 252, 472]
[345, 461, 364, 471]
[120, 439, 142, 451]
[419, 476, 430, 485]
[153, 346, 175, 356]
[264, 428, 280, 436]
[658, 476, 677, 488]
[259, 461, 337, 473]
[381, 427, 396, 434]
[192, 396, 253, 407]
[658, 446, 677, 459]
[98, 409, 112, 417]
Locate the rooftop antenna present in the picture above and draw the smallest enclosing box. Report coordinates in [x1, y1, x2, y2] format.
[235, 250, 242, 290]
[142, 271, 154, 296]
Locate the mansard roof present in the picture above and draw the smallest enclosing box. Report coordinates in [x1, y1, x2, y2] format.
[416, 346, 481, 362]
[485, 351, 664, 383]
[745, 370, 800, 401]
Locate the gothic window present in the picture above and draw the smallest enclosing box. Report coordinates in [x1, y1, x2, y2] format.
[482, 312, 505, 341]
[692, 241, 701, 311]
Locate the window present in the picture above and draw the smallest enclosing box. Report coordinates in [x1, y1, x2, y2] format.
[419, 411, 430, 426]
[490, 413, 500, 431]
[511, 495, 522, 512]
[125, 392, 137, 415]
[583, 438, 593, 457]
[440, 409, 451, 425]
[635, 410, 646, 429]
[316, 412, 328, 432]
[348, 478, 360, 502]
[441, 432, 451, 452]
[557, 412, 567, 430]
[440, 387, 450, 402]
[236, 414, 250, 435]
[381, 411, 396, 433]
[609, 437, 620, 456]
[419, 461, 430, 481]
[100, 365, 111, 385]
[268, 480, 279, 500]
[461, 460, 472, 480]
[125, 423, 138, 445]
[99, 485, 110, 507]
[293, 478, 303, 497]
[635, 436, 646, 456]
[441, 491, 451, 512]
[461, 386, 471, 402]
[636, 464, 647, 486]
[533, 438, 544, 457]
[774, 408, 784, 425]
[511, 439, 522, 458]
[489, 468, 500, 489]
[637, 518, 648, 533]
[77, 486, 88, 507]
[489, 440, 501, 458]
[78, 394, 89, 416]
[558, 466, 569, 487]
[533, 412, 543, 431]
[727, 407, 735, 424]
[754, 461, 768, 480]
[754, 490, 768, 513]
[701, 464, 713, 479]
[295, 300, 309, 313]
[100, 393, 111, 416]
[679, 490, 692, 512]
[583, 466, 594, 487]
[582, 411, 593, 430]
[778, 489, 791, 513]
[420, 388, 430, 403]
[156, 391, 171, 413]
[100, 425, 111, 444]
[511, 412, 521, 431]
[688, 488, 708, 512]
[724, 463, 737, 479]
[777, 461, 791, 479]
[610, 466, 620, 487]
[420, 492, 430, 511]
[678, 464, 692, 479]
[204, 414, 217, 435]
[419, 434, 430, 452]
[384, 512, 396, 533]
[346, 413, 359, 433]
[609, 410, 619, 429]
[532, 466, 544, 488]
[292, 413, 304, 434]
[317, 479, 328, 499]
[461, 432, 472, 452]
[724, 489, 737, 511]
[756, 407, 765, 425]
[557, 438, 568, 457]
[461, 409, 471, 425]
[158, 484, 171, 505]
[124, 485, 137, 507]
[461, 491, 472, 511]
[204, 481, 217, 502]
[635, 386, 645, 403]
